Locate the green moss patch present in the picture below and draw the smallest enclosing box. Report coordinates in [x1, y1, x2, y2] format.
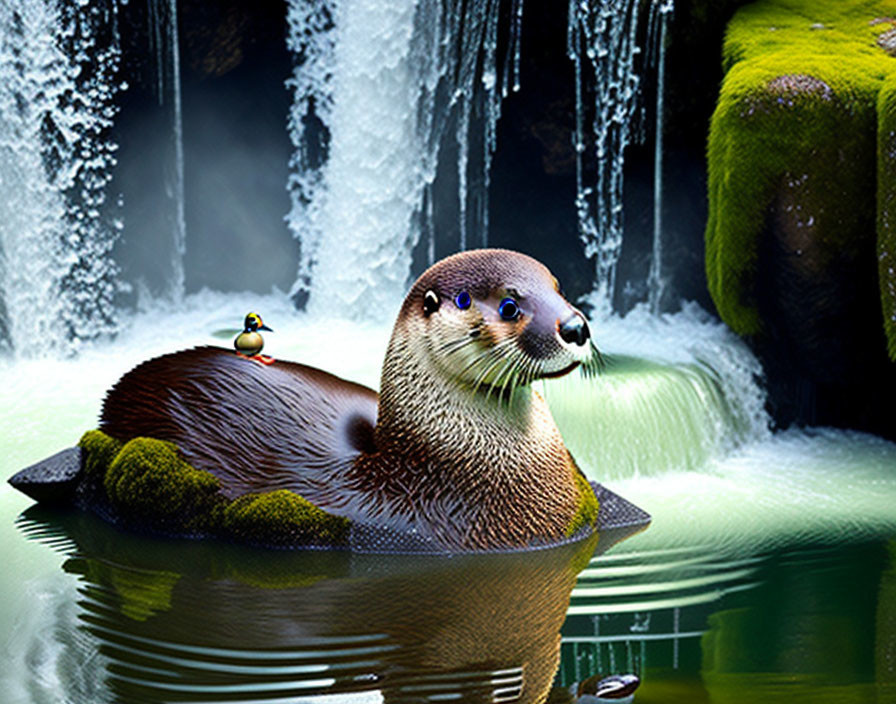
[221, 490, 350, 548]
[78, 430, 350, 549]
[79, 430, 123, 479]
[706, 0, 896, 349]
[566, 471, 599, 538]
[104, 437, 223, 532]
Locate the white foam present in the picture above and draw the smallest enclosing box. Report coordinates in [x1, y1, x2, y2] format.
[606, 427, 896, 555]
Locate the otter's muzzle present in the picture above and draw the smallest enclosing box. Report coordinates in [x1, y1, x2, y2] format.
[558, 311, 590, 346]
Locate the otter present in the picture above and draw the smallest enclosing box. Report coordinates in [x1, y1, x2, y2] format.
[10, 249, 649, 552]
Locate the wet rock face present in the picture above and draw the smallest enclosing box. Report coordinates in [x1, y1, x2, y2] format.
[756, 170, 893, 432]
[706, 0, 896, 436]
[760, 167, 876, 382]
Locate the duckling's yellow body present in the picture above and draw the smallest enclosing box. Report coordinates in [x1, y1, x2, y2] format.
[234, 330, 265, 356]
[233, 312, 272, 358]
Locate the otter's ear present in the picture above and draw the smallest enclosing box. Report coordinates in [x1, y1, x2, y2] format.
[423, 290, 440, 316]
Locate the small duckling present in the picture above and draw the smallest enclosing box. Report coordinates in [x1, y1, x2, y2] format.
[234, 312, 273, 362]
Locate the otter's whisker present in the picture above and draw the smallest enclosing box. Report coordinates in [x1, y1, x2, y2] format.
[580, 340, 606, 379]
[477, 338, 518, 402]
[481, 353, 512, 403]
[470, 342, 512, 397]
[463, 334, 517, 380]
[522, 354, 541, 387]
[518, 357, 542, 402]
[461, 336, 508, 380]
[438, 336, 476, 357]
[506, 352, 531, 403]
[494, 344, 526, 408]
[496, 361, 517, 408]
[501, 360, 522, 409]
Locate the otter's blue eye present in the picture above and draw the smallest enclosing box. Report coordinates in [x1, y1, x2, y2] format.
[455, 291, 471, 310]
[498, 297, 520, 321]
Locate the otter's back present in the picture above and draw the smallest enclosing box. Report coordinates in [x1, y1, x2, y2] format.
[100, 346, 378, 500]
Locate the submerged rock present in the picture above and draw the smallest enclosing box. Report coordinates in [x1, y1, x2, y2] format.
[9, 447, 82, 506]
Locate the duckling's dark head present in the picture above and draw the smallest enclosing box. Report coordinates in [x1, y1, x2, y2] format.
[395, 249, 596, 393]
[243, 312, 273, 333]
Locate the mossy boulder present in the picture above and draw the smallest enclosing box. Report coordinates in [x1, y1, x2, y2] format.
[79, 429, 123, 480]
[878, 74, 896, 359]
[706, 0, 896, 434]
[707, 0, 896, 341]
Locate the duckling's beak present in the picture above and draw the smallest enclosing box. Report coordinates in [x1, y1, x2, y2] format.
[260, 324, 273, 332]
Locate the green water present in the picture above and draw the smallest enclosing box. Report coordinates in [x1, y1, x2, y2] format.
[559, 540, 896, 704]
[3, 492, 894, 703]
[2, 298, 896, 703]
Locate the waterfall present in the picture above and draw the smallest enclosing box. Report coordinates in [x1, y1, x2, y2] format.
[168, 0, 185, 301]
[647, 1, 672, 315]
[146, 0, 186, 302]
[285, 0, 524, 320]
[0, 0, 124, 356]
[291, 0, 426, 318]
[567, 0, 673, 316]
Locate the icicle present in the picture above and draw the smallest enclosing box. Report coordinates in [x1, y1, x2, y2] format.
[510, 0, 524, 94]
[647, 2, 672, 315]
[456, 90, 470, 251]
[144, 0, 186, 301]
[425, 186, 435, 266]
[569, 0, 671, 316]
[168, 0, 185, 301]
[148, 0, 164, 104]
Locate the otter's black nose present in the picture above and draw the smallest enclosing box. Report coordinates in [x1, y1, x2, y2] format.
[558, 312, 590, 346]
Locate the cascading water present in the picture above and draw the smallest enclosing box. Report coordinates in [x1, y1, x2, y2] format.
[555, 0, 766, 482]
[546, 305, 770, 480]
[0, 0, 123, 355]
[567, 0, 673, 315]
[165, 0, 185, 302]
[145, 0, 186, 302]
[285, 0, 524, 320]
[647, 1, 672, 314]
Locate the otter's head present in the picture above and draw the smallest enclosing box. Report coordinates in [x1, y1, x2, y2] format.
[396, 249, 598, 396]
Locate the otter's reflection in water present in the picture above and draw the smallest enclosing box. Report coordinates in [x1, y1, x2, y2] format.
[16, 507, 644, 704]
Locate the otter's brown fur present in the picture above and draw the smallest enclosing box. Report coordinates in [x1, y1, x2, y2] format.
[99, 249, 599, 551]
[101, 349, 379, 504]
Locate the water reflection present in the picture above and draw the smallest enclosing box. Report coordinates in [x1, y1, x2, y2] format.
[556, 539, 896, 703]
[14, 503, 896, 703]
[16, 506, 644, 704]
